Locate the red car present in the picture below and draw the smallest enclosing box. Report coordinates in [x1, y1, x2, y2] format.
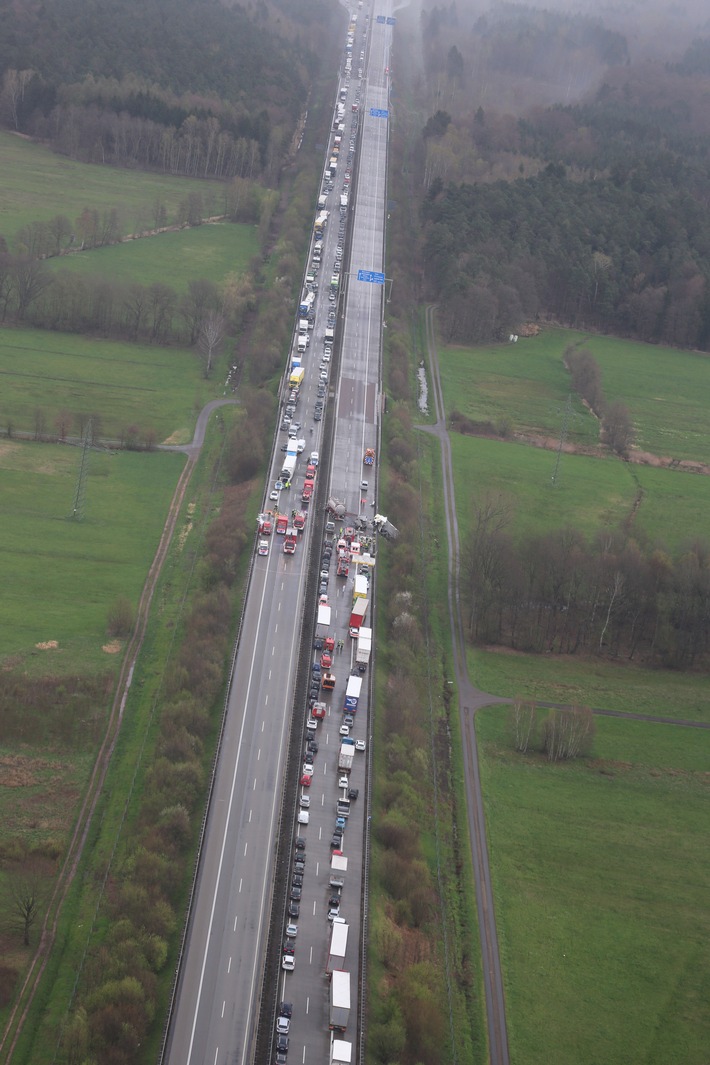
[300, 774, 312, 787]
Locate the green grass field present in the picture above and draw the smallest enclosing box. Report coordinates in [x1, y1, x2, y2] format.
[440, 327, 710, 463]
[440, 329, 597, 445]
[0, 326, 214, 441]
[0, 440, 185, 670]
[577, 334, 710, 463]
[449, 433, 710, 552]
[470, 646, 709, 721]
[476, 707, 710, 1065]
[0, 130, 224, 239]
[47, 222, 259, 291]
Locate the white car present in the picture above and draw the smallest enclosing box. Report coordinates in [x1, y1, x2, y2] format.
[310, 452, 319, 465]
[320, 371, 328, 381]
[360, 480, 369, 491]
[258, 540, 269, 556]
[277, 1015, 291, 1034]
[269, 490, 279, 502]
[306, 719, 318, 733]
[339, 775, 349, 788]
[299, 794, 311, 808]
[355, 739, 366, 752]
[282, 955, 295, 971]
[297, 810, 310, 824]
[339, 724, 350, 736]
[285, 923, 298, 938]
[302, 762, 314, 777]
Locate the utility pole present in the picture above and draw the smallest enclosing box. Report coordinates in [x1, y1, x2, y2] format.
[69, 418, 93, 520]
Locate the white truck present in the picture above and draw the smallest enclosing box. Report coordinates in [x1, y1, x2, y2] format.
[355, 626, 372, 668]
[331, 853, 348, 878]
[338, 741, 354, 772]
[280, 453, 297, 482]
[329, 970, 351, 1031]
[326, 921, 349, 974]
[331, 1040, 353, 1065]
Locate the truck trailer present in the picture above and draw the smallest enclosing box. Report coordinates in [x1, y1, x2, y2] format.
[338, 742, 354, 772]
[280, 454, 297, 482]
[344, 675, 362, 713]
[348, 598, 368, 634]
[329, 970, 351, 1031]
[326, 922, 349, 974]
[356, 626, 372, 669]
[331, 1040, 353, 1065]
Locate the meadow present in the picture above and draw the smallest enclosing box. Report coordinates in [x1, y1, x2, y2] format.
[439, 328, 597, 445]
[578, 333, 710, 463]
[47, 221, 259, 290]
[449, 431, 710, 553]
[0, 440, 185, 670]
[440, 327, 710, 463]
[476, 707, 710, 1065]
[0, 326, 212, 441]
[0, 130, 223, 238]
[470, 646, 709, 721]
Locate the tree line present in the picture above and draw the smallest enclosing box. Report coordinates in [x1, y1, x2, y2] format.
[34, 103, 267, 181]
[462, 496, 710, 669]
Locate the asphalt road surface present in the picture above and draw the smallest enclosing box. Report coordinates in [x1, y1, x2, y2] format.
[163, 4, 392, 1064]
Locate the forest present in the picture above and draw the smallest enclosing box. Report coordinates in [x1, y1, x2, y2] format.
[0, 0, 336, 178]
[416, 2, 710, 349]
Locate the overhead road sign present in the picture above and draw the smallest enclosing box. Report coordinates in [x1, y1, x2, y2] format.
[386, 16, 396, 23]
[370, 108, 389, 118]
[357, 270, 386, 284]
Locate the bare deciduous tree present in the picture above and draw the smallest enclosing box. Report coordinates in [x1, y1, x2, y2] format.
[509, 699, 538, 753]
[198, 310, 225, 378]
[543, 706, 595, 761]
[6, 868, 43, 946]
[602, 400, 635, 457]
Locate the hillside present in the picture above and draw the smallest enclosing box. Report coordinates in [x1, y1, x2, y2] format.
[0, 0, 339, 177]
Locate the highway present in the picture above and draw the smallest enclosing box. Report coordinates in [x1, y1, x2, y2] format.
[162, 3, 393, 1064]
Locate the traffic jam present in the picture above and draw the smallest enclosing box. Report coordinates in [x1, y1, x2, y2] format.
[268, 6, 374, 1064]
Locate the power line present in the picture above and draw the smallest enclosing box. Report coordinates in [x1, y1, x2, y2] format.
[69, 419, 93, 520]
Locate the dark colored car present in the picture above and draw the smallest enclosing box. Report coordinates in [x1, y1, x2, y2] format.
[288, 901, 300, 918]
[313, 635, 323, 649]
[294, 858, 305, 874]
[307, 740, 319, 754]
[292, 874, 303, 888]
[314, 411, 322, 421]
[330, 834, 343, 848]
[276, 1034, 289, 1053]
[280, 1001, 293, 1019]
[348, 788, 359, 800]
[290, 885, 301, 900]
[294, 837, 306, 850]
[283, 937, 295, 955]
